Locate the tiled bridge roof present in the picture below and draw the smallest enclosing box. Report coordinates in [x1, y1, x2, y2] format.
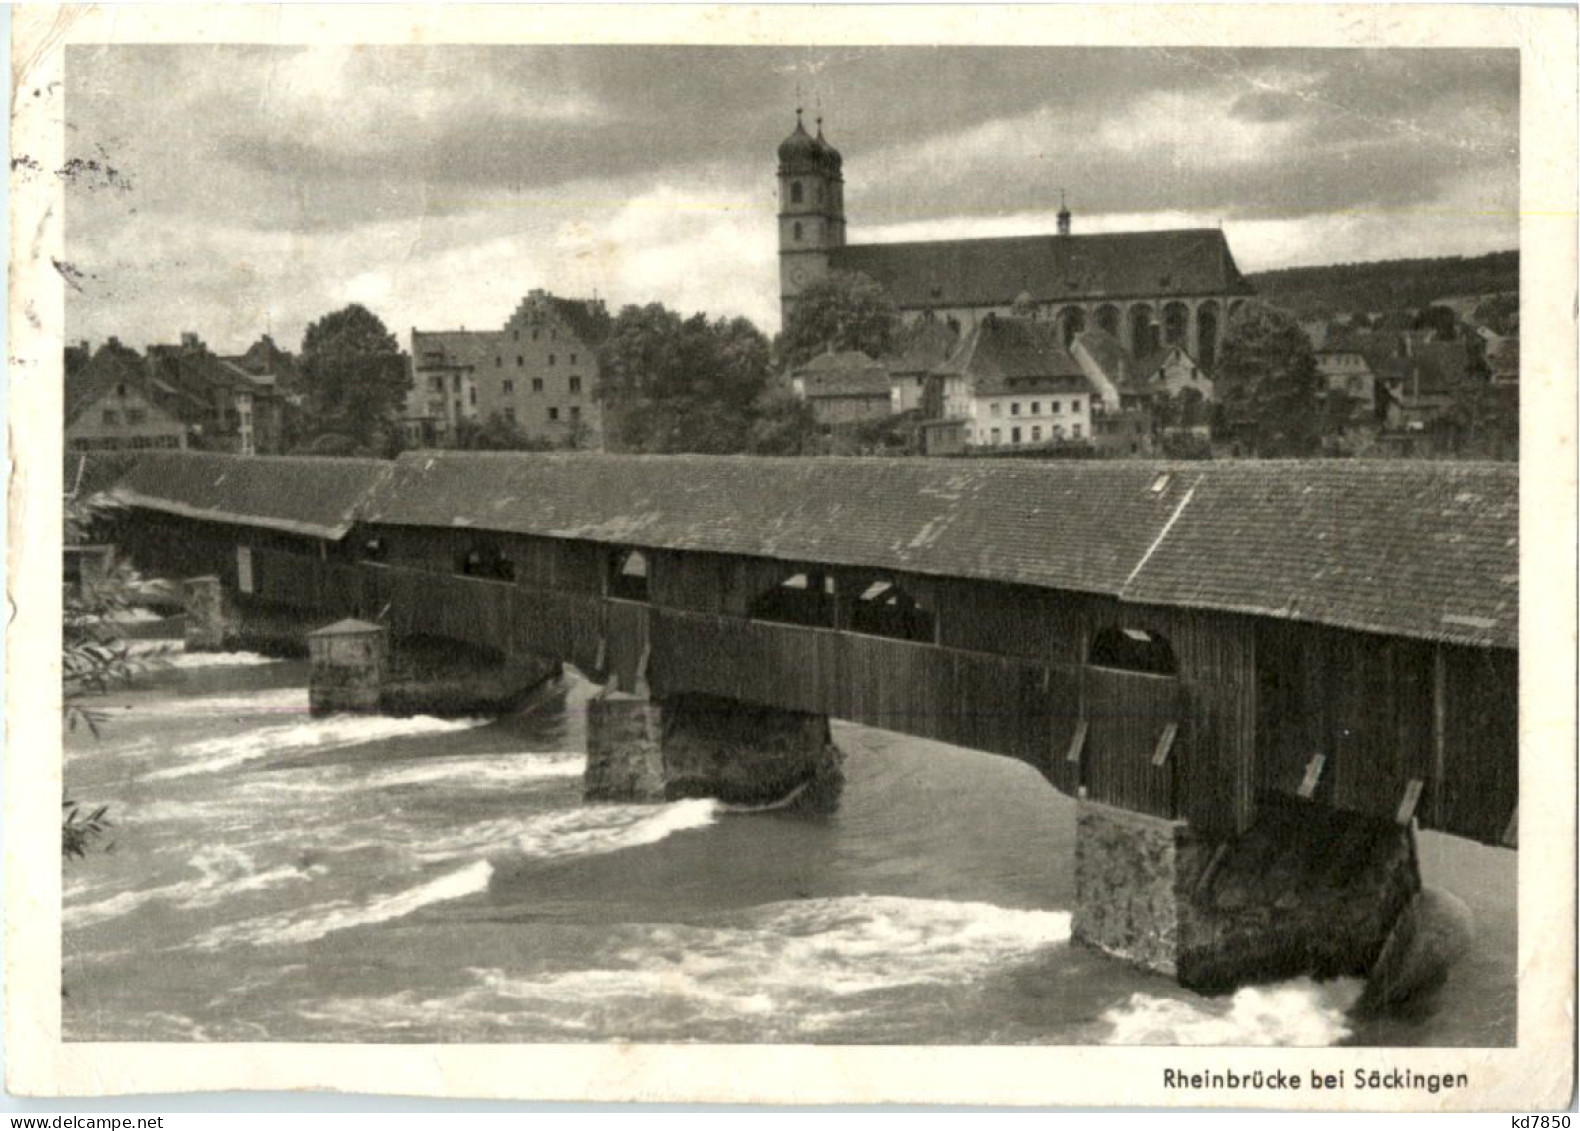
[109, 450, 1518, 649]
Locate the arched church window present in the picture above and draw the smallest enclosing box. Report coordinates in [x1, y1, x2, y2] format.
[793, 221, 803, 242]
[791, 180, 804, 204]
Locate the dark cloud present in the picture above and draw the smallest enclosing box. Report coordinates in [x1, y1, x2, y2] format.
[67, 45, 1518, 235]
[62, 44, 1519, 346]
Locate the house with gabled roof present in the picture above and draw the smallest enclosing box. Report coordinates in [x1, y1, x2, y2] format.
[65, 343, 189, 453]
[791, 350, 895, 447]
[406, 289, 610, 449]
[145, 332, 286, 455]
[929, 315, 1096, 449]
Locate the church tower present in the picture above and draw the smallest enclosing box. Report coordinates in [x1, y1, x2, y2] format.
[778, 107, 845, 325]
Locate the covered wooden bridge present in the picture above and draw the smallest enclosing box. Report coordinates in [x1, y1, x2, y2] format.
[103, 449, 1517, 850]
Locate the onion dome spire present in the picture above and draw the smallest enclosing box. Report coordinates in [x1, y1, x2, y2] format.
[777, 105, 821, 173]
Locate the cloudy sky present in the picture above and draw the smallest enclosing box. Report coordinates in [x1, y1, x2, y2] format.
[63, 45, 1517, 354]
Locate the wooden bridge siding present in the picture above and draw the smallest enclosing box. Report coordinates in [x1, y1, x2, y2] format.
[1440, 645, 1518, 843]
[649, 550, 750, 617]
[932, 579, 1089, 664]
[116, 514, 244, 586]
[1252, 622, 1438, 825]
[604, 598, 652, 693]
[1111, 604, 1258, 836]
[1082, 667, 1182, 818]
[369, 526, 606, 595]
[646, 608, 1066, 772]
[124, 515, 1519, 847]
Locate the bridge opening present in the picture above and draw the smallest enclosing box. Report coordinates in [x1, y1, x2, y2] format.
[456, 543, 516, 582]
[848, 576, 935, 643]
[608, 548, 650, 602]
[1088, 626, 1177, 676]
[748, 569, 835, 628]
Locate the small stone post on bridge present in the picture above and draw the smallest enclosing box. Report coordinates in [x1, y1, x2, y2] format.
[307, 618, 389, 717]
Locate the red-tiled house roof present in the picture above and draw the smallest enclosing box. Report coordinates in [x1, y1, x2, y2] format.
[829, 228, 1252, 310]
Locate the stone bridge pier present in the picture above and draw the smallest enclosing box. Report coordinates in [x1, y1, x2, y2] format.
[1074, 796, 1422, 992]
[585, 691, 843, 810]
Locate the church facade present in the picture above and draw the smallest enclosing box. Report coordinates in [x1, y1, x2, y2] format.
[777, 113, 1256, 373]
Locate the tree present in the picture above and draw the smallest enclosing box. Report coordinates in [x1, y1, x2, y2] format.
[1414, 304, 1460, 341]
[299, 304, 411, 448]
[1471, 293, 1518, 336]
[453, 413, 558, 452]
[1153, 387, 1207, 432]
[1443, 372, 1518, 459]
[777, 271, 900, 370]
[747, 387, 822, 455]
[597, 304, 774, 453]
[1215, 303, 1322, 457]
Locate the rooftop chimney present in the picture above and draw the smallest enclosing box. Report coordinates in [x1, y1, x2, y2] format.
[1057, 189, 1072, 237]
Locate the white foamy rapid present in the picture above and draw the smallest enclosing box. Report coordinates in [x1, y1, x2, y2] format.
[197, 860, 494, 948]
[362, 753, 585, 791]
[130, 686, 307, 720]
[145, 714, 488, 780]
[411, 798, 719, 863]
[1100, 978, 1366, 1046]
[66, 845, 325, 930]
[128, 644, 284, 669]
[108, 608, 168, 625]
[298, 895, 1071, 1038]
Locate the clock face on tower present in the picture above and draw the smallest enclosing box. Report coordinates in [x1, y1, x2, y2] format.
[789, 266, 807, 285]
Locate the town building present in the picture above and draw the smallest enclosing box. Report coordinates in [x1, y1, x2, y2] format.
[1134, 343, 1214, 403]
[145, 333, 286, 456]
[65, 342, 189, 453]
[1485, 335, 1519, 386]
[1311, 330, 1474, 434]
[406, 290, 611, 448]
[1313, 336, 1379, 420]
[224, 334, 303, 393]
[776, 110, 1255, 369]
[884, 320, 959, 414]
[1071, 328, 1148, 410]
[928, 315, 1094, 449]
[791, 350, 894, 432]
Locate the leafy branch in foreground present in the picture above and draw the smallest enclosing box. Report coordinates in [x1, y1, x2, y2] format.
[62, 491, 171, 856]
[62, 801, 113, 860]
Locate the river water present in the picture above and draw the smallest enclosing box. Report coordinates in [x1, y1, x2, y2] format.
[63, 622, 1516, 1046]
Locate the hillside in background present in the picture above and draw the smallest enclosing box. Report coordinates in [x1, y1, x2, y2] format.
[1246, 250, 1518, 322]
